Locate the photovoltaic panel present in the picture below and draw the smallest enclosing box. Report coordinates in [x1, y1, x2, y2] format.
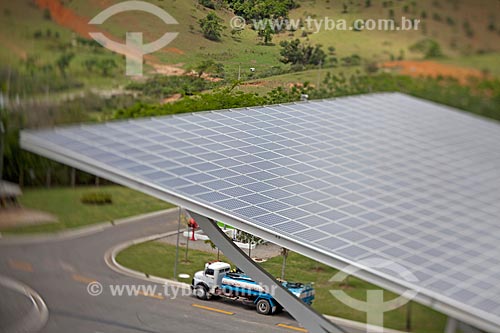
[21, 93, 500, 331]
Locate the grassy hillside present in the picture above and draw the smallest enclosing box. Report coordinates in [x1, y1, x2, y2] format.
[1, 0, 499, 89]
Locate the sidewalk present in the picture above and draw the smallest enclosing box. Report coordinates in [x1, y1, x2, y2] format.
[157, 232, 283, 260]
[0, 208, 177, 245]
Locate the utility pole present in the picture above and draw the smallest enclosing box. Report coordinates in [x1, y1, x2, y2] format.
[0, 121, 4, 181]
[281, 248, 288, 280]
[173, 207, 181, 280]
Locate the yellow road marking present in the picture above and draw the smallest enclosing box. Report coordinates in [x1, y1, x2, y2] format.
[137, 291, 165, 300]
[277, 323, 308, 332]
[72, 274, 96, 284]
[191, 303, 235, 315]
[8, 259, 33, 272]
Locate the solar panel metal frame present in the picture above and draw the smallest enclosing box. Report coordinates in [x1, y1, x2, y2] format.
[20, 93, 500, 332]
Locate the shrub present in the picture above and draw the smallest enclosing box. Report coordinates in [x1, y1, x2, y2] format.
[279, 39, 326, 66]
[199, 12, 224, 41]
[81, 192, 113, 205]
[409, 39, 443, 58]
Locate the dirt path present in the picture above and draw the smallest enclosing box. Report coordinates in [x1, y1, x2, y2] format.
[0, 208, 57, 230]
[381, 60, 486, 84]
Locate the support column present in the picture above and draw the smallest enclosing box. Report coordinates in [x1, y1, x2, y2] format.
[445, 317, 457, 333]
[189, 211, 345, 333]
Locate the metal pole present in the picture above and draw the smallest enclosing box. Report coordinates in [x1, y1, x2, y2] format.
[406, 301, 412, 331]
[0, 121, 4, 181]
[173, 207, 181, 280]
[185, 225, 190, 262]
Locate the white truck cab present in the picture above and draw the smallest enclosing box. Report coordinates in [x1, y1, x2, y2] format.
[193, 262, 231, 297]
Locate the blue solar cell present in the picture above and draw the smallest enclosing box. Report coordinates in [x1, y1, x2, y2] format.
[197, 191, 230, 202]
[242, 182, 274, 192]
[215, 198, 249, 210]
[278, 208, 309, 219]
[260, 188, 293, 200]
[227, 175, 255, 186]
[191, 162, 220, 172]
[337, 245, 368, 259]
[234, 206, 268, 218]
[316, 237, 349, 250]
[253, 213, 288, 226]
[178, 184, 211, 195]
[240, 193, 272, 205]
[319, 210, 349, 221]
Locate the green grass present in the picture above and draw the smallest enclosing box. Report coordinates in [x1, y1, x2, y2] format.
[4, 186, 173, 234]
[437, 53, 500, 77]
[116, 241, 447, 333]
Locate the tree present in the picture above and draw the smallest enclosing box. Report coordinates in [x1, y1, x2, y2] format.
[342, 3, 348, 13]
[279, 39, 326, 67]
[199, 12, 224, 41]
[194, 60, 218, 78]
[97, 59, 117, 77]
[56, 53, 75, 77]
[258, 24, 274, 45]
[280, 248, 288, 280]
[226, 0, 297, 20]
[205, 239, 221, 261]
[236, 231, 262, 258]
[43, 8, 51, 20]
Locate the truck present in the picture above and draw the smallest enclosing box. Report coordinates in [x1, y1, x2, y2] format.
[191, 261, 315, 315]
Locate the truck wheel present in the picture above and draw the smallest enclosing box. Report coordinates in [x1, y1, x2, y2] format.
[194, 285, 209, 300]
[256, 299, 272, 315]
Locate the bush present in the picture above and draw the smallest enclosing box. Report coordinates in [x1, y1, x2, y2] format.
[199, 12, 224, 41]
[198, 0, 216, 9]
[279, 39, 326, 66]
[126, 75, 215, 98]
[81, 192, 113, 205]
[226, 0, 297, 20]
[409, 39, 443, 59]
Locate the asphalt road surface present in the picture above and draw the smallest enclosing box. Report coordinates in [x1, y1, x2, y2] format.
[0, 210, 362, 333]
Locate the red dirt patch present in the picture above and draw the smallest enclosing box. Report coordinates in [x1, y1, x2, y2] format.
[34, 0, 184, 62]
[161, 93, 182, 104]
[241, 81, 265, 87]
[35, 0, 98, 39]
[152, 63, 186, 76]
[163, 47, 185, 55]
[381, 60, 485, 84]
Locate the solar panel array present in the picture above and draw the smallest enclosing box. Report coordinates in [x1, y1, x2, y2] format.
[23, 93, 500, 326]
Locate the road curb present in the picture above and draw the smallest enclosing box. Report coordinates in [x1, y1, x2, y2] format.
[107, 232, 409, 333]
[0, 274, 49, 333]
[0, 208, 178, 245]
[104, 229, 192, 290]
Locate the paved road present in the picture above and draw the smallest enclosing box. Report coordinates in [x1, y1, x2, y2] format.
[0, 210, 360, 333]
